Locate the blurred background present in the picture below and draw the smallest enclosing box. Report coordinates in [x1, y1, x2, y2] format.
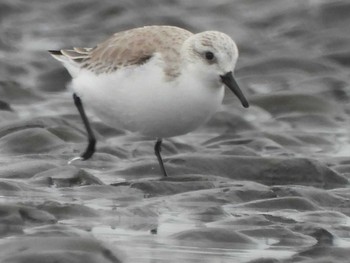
[1, 0, 350, 97]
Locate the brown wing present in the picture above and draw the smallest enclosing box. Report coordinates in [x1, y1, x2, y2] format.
[69, 26, 193, 75]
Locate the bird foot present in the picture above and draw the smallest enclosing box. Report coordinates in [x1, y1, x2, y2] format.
[68, 156, 84, 165]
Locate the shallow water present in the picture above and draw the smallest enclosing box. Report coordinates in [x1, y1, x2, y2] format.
[96, 228, 296, 263]
[1, 0, 350, 262]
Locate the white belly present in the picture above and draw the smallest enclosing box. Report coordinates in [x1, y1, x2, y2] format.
[72, 62, 224, 138]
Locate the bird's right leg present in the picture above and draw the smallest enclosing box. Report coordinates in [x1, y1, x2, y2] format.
[68, 93, 96, 164]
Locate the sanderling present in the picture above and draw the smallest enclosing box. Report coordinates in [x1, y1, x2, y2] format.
[49, 25, 249, 177]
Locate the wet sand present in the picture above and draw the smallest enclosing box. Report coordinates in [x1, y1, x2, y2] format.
[1, 0, 350, 262]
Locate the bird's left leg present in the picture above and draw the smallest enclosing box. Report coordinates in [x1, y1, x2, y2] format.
[154, 138, 168, 177]
[68, 93, 96, 164]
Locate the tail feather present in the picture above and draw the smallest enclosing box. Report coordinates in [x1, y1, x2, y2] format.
[48, 50, 67, 64]
[61, 49, 88, 59]
[48, 49, 89, 77]
[73, 47, 92, 54]
[48, 50, 62, 55]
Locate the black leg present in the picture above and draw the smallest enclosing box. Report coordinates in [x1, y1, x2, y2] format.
[154, 138, 168, 177]
[71, 93, 96, 161]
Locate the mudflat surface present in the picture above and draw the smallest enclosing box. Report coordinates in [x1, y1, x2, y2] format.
[1, 0, 350, 262]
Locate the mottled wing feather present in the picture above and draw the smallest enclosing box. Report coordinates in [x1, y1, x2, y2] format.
[63, 26, 193, 76]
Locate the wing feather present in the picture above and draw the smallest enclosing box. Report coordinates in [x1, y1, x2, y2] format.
[51, 26, 193, 77]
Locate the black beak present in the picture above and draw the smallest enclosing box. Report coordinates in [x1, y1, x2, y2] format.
[220, 72, 249, 108]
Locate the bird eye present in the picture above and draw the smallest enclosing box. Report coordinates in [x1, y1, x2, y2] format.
[205, 51, 215, 61]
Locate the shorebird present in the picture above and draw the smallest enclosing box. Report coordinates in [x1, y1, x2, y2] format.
[49, 25, 249, 177]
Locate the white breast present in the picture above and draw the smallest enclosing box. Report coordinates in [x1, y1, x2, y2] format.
[71, 57, 225, 138]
